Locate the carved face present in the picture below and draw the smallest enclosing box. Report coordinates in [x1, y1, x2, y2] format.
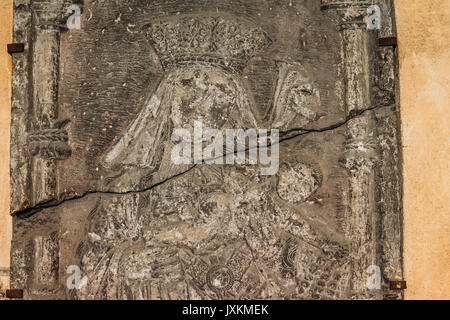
[170, 68, 238, 130]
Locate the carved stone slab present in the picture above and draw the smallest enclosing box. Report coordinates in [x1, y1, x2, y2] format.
[10, 0, 402, 300]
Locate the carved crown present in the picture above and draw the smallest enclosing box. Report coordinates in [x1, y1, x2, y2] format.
[142, 15, 272, 74]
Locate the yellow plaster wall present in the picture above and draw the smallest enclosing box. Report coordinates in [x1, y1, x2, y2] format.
[395, 0, 450, 300]
[0, 0, 12, 293]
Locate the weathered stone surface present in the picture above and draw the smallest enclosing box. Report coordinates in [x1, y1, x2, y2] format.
[10, 0, 402, 300]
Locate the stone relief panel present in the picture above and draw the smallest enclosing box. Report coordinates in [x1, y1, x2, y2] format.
[10, 0, 402, 300]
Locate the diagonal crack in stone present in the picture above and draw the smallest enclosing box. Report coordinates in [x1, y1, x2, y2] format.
[13, 104, 390, 218]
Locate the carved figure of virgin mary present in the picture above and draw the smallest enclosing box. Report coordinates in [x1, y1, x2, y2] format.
[99, 16, 268, 190]
[76, 15, 349, 300]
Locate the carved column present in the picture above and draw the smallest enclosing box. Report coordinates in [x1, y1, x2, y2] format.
[322, 1, 379, 299]
[11, 0, 75, 215]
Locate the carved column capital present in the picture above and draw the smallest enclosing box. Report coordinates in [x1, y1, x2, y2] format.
[321, 0, 372, 30]
[31, 0, 82, 29]
[321, 0, 372, 11]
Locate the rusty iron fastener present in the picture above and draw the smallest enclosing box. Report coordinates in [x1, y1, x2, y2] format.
[7, 43, 25, 55]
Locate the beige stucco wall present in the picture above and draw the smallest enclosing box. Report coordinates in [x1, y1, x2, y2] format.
[395, 0, 450, 300]
[0, 0, 448, 299]
[0, 0, 12, 293]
